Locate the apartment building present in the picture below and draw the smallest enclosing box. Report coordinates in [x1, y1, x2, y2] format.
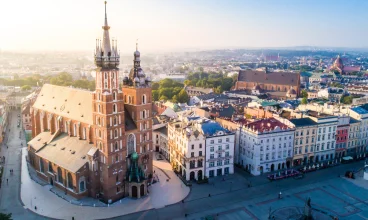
[350, 106, 368, 157]
[289, 118, 318, 166]
[305, 111, 338, 163]
[336, 115, 350, 159]
[348, 117, 361, 158]
[239, 118, 295, 176]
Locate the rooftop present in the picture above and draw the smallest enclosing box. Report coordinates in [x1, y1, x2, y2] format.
[246, 118, 290, 133]
[290, 118, 318, 127]
[238, 69, 299, 86]
[200, 121, 230, 136]
[32, 132, 93, 173]
[306, 110, 335, 119]
[351, 106, 368, 115]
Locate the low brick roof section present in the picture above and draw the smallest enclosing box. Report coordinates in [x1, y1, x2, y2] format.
[34, 132, 93, 173]
[33, 84, 93, 124]
[238, 70, 299, 86]
[290, 118, 318, 127]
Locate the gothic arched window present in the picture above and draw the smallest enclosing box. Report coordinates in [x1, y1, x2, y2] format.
[67, 173, 73, 189]
[114, 116, 118, 125]
[113, 104, 117, 113]
[127, 134, 136, 155]
[142, 94, 146, 104]
[113, 92, 117, 101]
[114, 129, 118, 138]
[114, 142, 118, 151]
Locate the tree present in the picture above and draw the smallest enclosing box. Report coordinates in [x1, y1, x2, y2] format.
[171, 95, 178, 103]
[177, 89, 189, 103]
[301, 97, 308, 105]
[0, 213, 12, 220]
[21, 85, 32, 91]
[301, 90, 308, 98]
[214, 86, 223, 94]
[159, 95, 168, 101]
[152, 90, 159, 101]
[340, 95, 353, 104]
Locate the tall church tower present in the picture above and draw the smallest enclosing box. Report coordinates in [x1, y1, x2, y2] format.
[92, 1, 125, 203]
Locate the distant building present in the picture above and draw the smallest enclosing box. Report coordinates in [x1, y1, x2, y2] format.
[234, 68, 300, 99]
[329, 55, 361, 74]
[185, 86, 213, 97]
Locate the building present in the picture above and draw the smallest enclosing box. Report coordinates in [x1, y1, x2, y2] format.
[329, 55, 361, 74]
[234, 68, 300, 99]
[289, 118, 318, 166]
[185, 86, 213, 97]
[153, 126, 169, 160]
[239, 118, 295, 176]
[204, 121, 235, 178]
[305, 111, 338, 163]
[350, 106, 368, 157]
[335, 115, 350, 159]
[168, 117, 205, 181]
[348, 117, 360, 158]
[317, 87, 347, 102]
[27, 2, 152, 202]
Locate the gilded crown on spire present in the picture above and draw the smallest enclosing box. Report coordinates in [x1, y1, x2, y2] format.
[94, 1, 119, 68]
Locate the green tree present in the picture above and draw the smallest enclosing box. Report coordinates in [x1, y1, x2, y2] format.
[171, 95, 178, 103]
[152, 90, 159, 101]
[214, 86, 223, 94]
[151, 82, 160, 90]
[301, 90, 308, 98]
[340, 95, 353, 104]
[0, 213, 12, 220]
[21, 85, 32, 91]
[301, 97, 308, 105]
[159, 95, 168, 101]
[177, 89, 189, 103]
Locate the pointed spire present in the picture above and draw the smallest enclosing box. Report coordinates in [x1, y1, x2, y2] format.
[104, 1, 108, 27]
[136, 39, 139, 51]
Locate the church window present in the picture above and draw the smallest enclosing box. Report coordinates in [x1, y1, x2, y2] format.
[83, 127, 86, 140]
[142, 110, 146, 119]
[57, 167, 63, 184]
[142, 94, 146, 104]
[115, 142, 118, 151]
[79, 177, 86, 192]
[67, 173, 73, 189]
[99, 130, 102, 138]
[114, 116, 118, 125]
[39, 158, 44, 173]
[128, 96, 132, 104]
[113, 104, 117, 113]
[98, 104, 101, 113]
[97, 117, 101, 125]
[99, 142, 103, 151]
[74, 124, 77, 136]
[113, 92, 117, 101]
[98, 92, 101, 101]
[114, 129, 118, 138]
[127, 134, 136, 155]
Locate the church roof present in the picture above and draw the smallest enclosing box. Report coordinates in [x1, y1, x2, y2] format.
[33, 84, 93, 125]
[238, 70, 299, 86]
[34, 132, 93, 173]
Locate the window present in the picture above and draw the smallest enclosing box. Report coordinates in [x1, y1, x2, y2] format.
[199, 144, 202, 148]
[79, 178, 86, 192]
[191, 152, 194, 157]
[199, 151, 202, 156]
[224, 159, 229, 165]
[48, 162, 53, 173]
[218, 139, 222, 143]
[191, 145, 194, 150]
[57, 167, 63, 184]
[67, 173, 73, 189]
[209, 162, 214, 168]
[225, 152, 229, 157]
[114, 142, 118, 151]
[210, 147, 214, 152]
[210, 140, 214, 144]
[114, 116, 118, 125]
[305, 146, 308, 153]
[39, 158, 44, 173]
[127, 134, 136, 155]
[226, 145, 229, 149]
[142, 95, 146, 104]
[218, 153, 222, 158]
[210, 154, 214, 159]
[226, 138, 229, 142]
[218, 146, 222, 151]
[113, 104, 117, 113]
[113, 92, 117, 101]
[217, 160, 222, 166]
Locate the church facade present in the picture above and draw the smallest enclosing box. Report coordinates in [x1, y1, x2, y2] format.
[27, 2, 153, 203]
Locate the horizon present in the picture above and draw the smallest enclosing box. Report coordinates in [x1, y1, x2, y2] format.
[1, 0, 368, 53]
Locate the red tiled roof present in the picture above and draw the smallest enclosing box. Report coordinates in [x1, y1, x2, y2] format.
[246, 118, 289, 133]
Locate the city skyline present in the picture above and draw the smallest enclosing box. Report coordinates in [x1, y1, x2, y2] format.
[1, 0, 368, 53]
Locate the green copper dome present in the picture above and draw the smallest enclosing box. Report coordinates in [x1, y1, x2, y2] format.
[131, 152, 138, 160]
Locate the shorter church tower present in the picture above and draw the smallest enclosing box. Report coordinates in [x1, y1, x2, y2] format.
[122, 43, 153, 198]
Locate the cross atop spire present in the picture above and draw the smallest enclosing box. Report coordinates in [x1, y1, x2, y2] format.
[136, 39, 139, 51]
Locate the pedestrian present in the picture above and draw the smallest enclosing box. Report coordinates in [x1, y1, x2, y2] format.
[6, 179, 8, 184]
[278, 191, 282, 199]
[35, 206, 37, 211]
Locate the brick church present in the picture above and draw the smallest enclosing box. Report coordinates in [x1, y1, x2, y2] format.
[27, 2, 153, 203]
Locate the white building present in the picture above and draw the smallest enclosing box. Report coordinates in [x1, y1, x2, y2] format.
[153, 126, 169, 160]
[168, 116, 235, 181]
[203, 121, 235, 178]
[240, 118, 295, 176]
[350, 106, 368, 157]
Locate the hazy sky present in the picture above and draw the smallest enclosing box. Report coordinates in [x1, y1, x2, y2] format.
[1, 0, 368, 53]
